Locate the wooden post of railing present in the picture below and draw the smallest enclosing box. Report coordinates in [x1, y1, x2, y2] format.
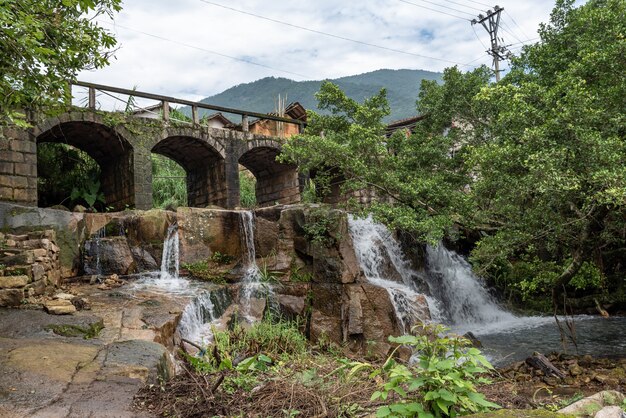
[162, 100, 169, 121]
[242, 114, 249, 132]
[88, 87, 96, 109]
[298, 122, 305, 134]
[192, 105, 199, 126]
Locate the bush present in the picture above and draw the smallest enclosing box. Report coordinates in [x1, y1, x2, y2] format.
[347, 323, 499, 417]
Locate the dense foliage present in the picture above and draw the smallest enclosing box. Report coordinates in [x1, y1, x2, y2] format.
[151, 154, 187, 209]
[282, 0, 626, 306]
[0, 0, 121, 125]
[37, 143, 104, 209]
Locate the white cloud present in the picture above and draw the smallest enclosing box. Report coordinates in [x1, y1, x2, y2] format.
[78, 0, 558, 105]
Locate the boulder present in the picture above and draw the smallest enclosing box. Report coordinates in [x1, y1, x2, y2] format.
[254, 214, 280, 258]
[558, 390, 625, 416]
[131, 247, 159, 272]
[278, 294, 306, 317]
[83, 237, 136, 275]
[177, 207, 242, 265]
[594, 406, 625, 418]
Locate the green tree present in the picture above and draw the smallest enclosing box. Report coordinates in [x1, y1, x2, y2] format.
[280, 81, 471, 243]
[0, 0, 121, 125]
[282, 0, 626, 303]
[466, 0, 626, 297]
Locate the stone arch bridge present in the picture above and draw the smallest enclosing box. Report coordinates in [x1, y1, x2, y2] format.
[0, 82, 306, 210]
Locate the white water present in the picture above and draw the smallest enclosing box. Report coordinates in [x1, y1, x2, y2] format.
[348, 215, 440, 332]
[178, 288, 231, 345]
[129, 223, 189, 294]
[425, 244, 516, 332]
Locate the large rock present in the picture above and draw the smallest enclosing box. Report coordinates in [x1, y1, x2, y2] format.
[177, 207, 243, 265]
[83, 236, 136, 275]
[558, 391, 625, 416]
[131, 247, 159, 272]
[343, 284, 404, 356]
[0, 202, 86, 278]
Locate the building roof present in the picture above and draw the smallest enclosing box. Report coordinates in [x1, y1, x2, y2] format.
[385, 115, 426, 136]
[203, 112, 233, 126]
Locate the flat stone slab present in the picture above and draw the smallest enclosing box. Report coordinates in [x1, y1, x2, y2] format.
[0, 281, 189, 417]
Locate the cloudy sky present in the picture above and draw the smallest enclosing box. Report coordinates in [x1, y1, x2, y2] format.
[78, 0, 558, 106]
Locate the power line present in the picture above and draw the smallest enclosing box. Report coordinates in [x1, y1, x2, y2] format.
[399, 0, 475, 18]
[455, 0, 492, 8]
[504, 9, 531, 40]
[441, 0, 485, 12]
[97, 20, 312, 79]
[500, 21, 524, 44]
[397, 0, 471, 20]
[198, 0, 472, 66]
[472, 24, 488, 50]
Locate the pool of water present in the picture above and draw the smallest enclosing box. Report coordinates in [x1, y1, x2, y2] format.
[453, 315, 626, 366]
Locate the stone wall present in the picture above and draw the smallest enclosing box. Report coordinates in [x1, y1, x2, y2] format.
[0, 230, 60, 306]
[0, 110, 302, 211]
[0, 127, 37, 206]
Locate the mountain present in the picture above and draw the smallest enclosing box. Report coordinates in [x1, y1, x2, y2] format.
[185, 69, 442, 123]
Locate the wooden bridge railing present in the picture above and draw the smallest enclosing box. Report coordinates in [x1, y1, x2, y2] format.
[72, 80, 305, 133]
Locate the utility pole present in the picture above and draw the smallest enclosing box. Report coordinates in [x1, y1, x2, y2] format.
[472, 5, 507, 81]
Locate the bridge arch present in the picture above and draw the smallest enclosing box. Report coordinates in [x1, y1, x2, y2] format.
[34, 113, 136, 210]
[237, 139, 300, 206]
[151, 130, 227, 208]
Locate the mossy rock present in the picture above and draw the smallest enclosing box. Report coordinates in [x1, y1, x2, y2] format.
[465, 410, 576, 418]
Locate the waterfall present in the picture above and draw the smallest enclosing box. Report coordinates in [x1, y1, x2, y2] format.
[348, 215, 438, 332]
[238, 210, 273, 321]
[425, 244, 516, 327]
[146, 222, 188, 292]
[178, 287, 232, 345]
[239, 211, 261, 296]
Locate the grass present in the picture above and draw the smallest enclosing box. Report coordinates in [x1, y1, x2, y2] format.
[181, 260, 226, 284]
[137, 314, 379, 417]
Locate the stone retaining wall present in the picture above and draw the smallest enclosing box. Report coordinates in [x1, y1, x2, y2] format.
[0, 230, 60, 306]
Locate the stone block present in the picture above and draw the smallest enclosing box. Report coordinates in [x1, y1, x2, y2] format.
[0, 187, 13, 199]
[32, 248, 48, 258]
[10, 139, 36, 154]
[0, 288, 23, 306]
[0, 150, 24, 162]
[32, 263, 46, 281]
[25, 279, 46, 296]
[44, 299, 76, 315]
[0, 176, 28, 189]
[0, 162, 14, 174]
[2, 250, 35, 265]
[0, 275, 30, 288]
[14, 162, 36, 176]
[12, 188, 36, 203]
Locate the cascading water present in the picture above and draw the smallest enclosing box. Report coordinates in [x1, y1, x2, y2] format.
[425, 244, 516, 329]
[348, 215, 439, 332]
[178, 287, 232, 345]
[238, 210, 272, 321]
